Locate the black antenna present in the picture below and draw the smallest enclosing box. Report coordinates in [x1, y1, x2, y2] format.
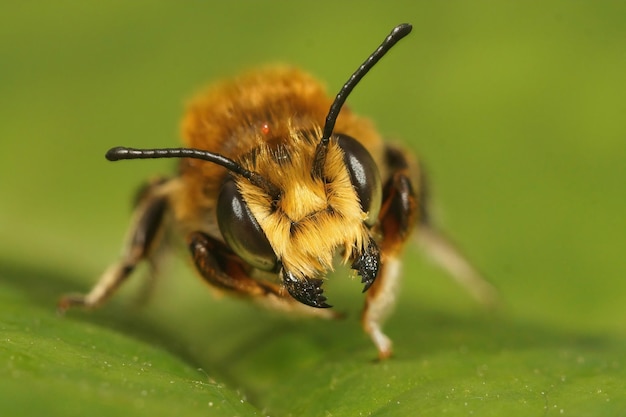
[106, 146, 280, 197]
[311, 23, 412, 179]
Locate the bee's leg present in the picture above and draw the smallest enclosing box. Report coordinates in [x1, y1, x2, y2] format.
[58, 178, 170, 311]
[361, 255, 403, 360]
[416, 225, 499, 307]
[362, 147, 418, 359]
[411, 153, 498, 306]
[189, 232, 338, 318]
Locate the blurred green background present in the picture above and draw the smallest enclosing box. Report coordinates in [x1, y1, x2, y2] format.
[1, 1, 625, 416]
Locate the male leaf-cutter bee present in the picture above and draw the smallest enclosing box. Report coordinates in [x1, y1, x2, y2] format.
[60, 24, 496, 359]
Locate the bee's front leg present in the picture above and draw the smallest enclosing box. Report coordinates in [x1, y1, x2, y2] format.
[189, 232, 338, 318]
[188, 231, 279, 296]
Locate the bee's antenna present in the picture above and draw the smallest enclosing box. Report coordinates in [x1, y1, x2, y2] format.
[311, 23, 412, 179]
[106, 146, 280, 197]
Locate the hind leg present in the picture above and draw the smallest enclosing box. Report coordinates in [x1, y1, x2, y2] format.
[416, 226, 498, 307]
[411, 152, 498, 307]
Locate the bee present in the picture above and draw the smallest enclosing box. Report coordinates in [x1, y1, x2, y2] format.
[59, 24, 496, 359]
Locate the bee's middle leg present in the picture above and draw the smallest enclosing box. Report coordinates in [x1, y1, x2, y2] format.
[59, 178, 170, 311]
[362, 146, 418, 359]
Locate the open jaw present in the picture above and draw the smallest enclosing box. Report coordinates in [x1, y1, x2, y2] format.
[280, 238, 381, 308]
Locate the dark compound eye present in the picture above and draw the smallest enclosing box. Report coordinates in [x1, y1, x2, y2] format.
[217, 180, 278, 271]
[336, 134, 382, 226]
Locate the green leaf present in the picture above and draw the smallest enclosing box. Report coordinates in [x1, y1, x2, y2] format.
[2, 258, 625, 416]
[0, 262, 258, 417]
[2, 1, 626, 416]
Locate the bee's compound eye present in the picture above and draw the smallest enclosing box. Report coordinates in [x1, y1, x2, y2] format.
[336, 134, 382, 226]
[217, 180, 278, 271]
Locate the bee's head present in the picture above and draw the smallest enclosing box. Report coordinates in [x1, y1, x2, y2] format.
[216, 126, 382, 307]
[104, 23, 411, 308]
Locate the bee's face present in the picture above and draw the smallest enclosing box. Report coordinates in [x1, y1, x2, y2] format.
[217, 127, 383, 287]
